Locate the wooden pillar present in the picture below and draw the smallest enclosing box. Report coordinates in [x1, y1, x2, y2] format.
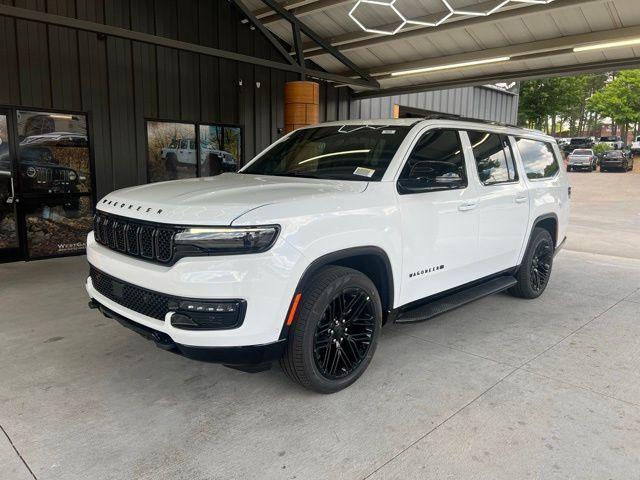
[284, 81, 319, 133]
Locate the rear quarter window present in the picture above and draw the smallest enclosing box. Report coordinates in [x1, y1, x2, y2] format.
[515, 138, 559, 180]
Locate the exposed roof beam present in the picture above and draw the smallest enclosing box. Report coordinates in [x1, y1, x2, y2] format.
[258, 0, 379, 87]
[303, 0, 607, 57]
[340, 25, 640, 78]
[0, 4, 375, 89]
[253, 0, 311, 19]
[260, 0, 353, 25]
[352, 57, 640, 99]
[231, 0, 298, 66]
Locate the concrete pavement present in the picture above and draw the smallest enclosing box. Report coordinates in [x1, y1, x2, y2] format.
[1, 173, 639, 479]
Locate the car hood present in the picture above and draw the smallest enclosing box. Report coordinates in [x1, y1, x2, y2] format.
[97, 173, 368, 225]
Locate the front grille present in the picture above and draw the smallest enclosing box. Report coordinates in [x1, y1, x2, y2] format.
[94, 212, 177, 264]
[90, 266, 171, 320]
[90, 266, 246, 329]
[35, 167, 53, 184]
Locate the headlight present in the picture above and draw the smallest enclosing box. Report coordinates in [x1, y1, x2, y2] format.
[68, 171, 77, 181]
[174, 226, 280, 254]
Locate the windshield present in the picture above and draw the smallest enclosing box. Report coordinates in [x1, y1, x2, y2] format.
[600, 136, 617, 142]
[570, 138, 588, 145]
[572, 150, 592, 155]
[241, 125, 412, 181]
[605, 151, 623, 157]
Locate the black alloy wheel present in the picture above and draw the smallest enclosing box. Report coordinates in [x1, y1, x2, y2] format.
[280, 266, 382, 393]
[529, 240, 553, 294]
[508, 227, 555, 299]
[312, 287, 376, 380]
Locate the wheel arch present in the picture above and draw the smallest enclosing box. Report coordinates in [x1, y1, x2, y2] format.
[295, 247, 395, 318]
[532, 213, 559, 247]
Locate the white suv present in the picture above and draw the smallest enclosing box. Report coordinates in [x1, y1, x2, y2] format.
[86, 118, 569, 393]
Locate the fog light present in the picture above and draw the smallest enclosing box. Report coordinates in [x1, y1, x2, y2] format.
[179, 301, 238, 313]
[170, 300, 245, 330]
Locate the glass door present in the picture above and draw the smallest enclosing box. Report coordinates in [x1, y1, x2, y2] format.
[15, 110, 94, 259]
[0, 111, 21, 261]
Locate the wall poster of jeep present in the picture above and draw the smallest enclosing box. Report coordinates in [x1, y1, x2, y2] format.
[0, 114, 19, 251]
[147, 121, 241, 183]
[16, 110, 93, 258]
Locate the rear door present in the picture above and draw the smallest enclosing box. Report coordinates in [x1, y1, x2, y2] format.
[464, 131, 530, 277]
[513, 137, 567, 255]
[396, 128, 480, 305]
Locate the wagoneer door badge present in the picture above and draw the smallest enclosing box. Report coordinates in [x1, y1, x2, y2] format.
[409, 265, 445, 278]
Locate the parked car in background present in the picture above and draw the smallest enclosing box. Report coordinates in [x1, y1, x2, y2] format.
[600, 150, 634, 172]
[564, 137, 593, 155]
[86, 118, 569, 393]
[567, 149, 597, 171]
[598, 136, 624, 150]
[630, 136, 640, 155]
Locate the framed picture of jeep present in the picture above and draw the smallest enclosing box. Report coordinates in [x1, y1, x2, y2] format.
[15, 110, 94, 259]
[146, 120, 242, 183]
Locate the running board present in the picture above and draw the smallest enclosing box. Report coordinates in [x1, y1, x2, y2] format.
[395, 276, 518, 324]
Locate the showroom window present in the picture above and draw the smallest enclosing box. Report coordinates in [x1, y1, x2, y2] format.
[468, 132, 518, 185]
[515, 138, 560, 179]
[146, 120, 242, 183]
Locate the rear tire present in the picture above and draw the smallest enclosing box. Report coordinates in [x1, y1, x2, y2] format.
[508, 228, 555, 299]
[280, 266, 382, 393]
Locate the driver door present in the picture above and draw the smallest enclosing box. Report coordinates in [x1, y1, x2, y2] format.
[396, 128, 480, 306]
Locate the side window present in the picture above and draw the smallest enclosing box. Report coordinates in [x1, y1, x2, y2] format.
[468, 132, 517, 185]
[515, 138, 560, 179]
[398, 129, 467, 193]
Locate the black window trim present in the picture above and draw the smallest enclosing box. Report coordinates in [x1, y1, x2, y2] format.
[396, 128, 469, 195]
[466, 130, 520, 187]
[514, 136, 561, 182]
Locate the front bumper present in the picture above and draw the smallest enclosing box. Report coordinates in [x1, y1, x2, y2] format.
[86, 232, 307, 348]
[89, 298, 286, 369]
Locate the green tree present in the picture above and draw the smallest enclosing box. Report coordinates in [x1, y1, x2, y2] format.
[518, 74, 607, 135]
[588, 70, 640, 141]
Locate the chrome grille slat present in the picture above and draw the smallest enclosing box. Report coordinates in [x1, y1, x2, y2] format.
[93, 213, 176, 264]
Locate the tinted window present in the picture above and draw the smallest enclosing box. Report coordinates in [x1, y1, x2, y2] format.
[242, 125, 411, 181]
[515, 138, 560, 179]
[468, 132, 517, 185]
[398, 129, 467, 190]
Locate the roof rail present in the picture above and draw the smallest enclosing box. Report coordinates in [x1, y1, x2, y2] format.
[420, 112, 518, 128]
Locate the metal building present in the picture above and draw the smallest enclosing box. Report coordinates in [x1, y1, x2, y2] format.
[351, 85, 519, 125]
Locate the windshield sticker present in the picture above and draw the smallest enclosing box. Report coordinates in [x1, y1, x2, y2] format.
[354, 167, 375, 178]
[381, 130, 396, 134]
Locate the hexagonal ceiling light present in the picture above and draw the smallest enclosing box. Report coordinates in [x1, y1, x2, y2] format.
[348, 0, 408, 36]
[348, 0, 556, 35]
[441, 0, 510, 17]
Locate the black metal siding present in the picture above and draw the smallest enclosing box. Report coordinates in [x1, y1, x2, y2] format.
[0, 0, 351, 198]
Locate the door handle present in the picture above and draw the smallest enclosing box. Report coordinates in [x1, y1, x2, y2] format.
[458, 200, 478, 212]
[515, 195, 528, 204]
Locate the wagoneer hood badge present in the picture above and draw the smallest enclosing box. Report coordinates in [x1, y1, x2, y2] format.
[97, 173, 367, 226]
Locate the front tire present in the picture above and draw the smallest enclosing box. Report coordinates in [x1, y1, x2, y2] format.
[280, 266, 382, 393]
[508, 228, 555, 299]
